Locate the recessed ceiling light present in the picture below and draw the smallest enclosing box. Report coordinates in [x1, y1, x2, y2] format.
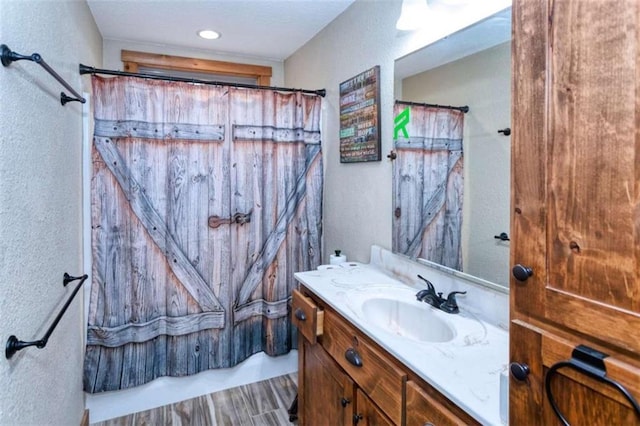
[198, 30, 221, 40]
[396, 0, 430, 31]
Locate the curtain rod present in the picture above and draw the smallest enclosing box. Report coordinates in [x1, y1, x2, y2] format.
[395, 100, 469, 113]
[78, 64, 326, 97]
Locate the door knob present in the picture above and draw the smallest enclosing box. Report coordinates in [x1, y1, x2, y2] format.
[512, 264, 533, 282]
[510, 362, 530, 381]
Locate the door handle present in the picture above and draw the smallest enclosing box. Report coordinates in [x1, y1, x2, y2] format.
[510, 362, 530, 381]
[208, 209, 252, 229]
[512, 264, 533, 282]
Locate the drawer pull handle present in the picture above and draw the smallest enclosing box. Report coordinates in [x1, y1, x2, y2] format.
[294, 308, 306, 321]
[345, 348, 363, 367]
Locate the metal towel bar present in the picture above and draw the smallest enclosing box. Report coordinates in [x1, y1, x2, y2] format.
[1, 44, 86, 105]
[5, 273, 88, 359]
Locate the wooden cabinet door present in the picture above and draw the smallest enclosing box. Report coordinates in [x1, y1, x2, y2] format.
[405, 381, 469, 426]
[510, 322, 640, 425]
[511, 0, 640, 353]
[299, 339, 355, 426]
[354, 389, 394, 426]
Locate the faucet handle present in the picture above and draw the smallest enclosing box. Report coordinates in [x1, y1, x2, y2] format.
[417, 274, 435, 292]
[446, 290, 466, 301]
[440, 291, 467, 314]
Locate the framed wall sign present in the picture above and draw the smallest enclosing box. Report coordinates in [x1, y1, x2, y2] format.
[339, 65, 381, 163]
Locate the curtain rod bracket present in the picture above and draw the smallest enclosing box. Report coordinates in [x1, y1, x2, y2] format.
[1, 44, 86, 105]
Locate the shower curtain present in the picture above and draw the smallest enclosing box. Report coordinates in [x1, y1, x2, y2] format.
[84, 76, 323, 393]
[392, 102, 464, 270]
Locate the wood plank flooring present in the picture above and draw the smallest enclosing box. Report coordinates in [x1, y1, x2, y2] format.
[92, 373, 298, 426]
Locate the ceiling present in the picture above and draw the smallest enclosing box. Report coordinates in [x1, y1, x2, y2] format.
[395, 6, 512, 79]
[86, 0, 357, 62]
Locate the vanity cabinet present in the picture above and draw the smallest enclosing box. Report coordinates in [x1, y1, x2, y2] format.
[405, 382, 466, 426]
[292, 288, 477, 426]
[300, 339, 355, 425]
[354, 389, 394, 426]
[511, 0, 640, 423]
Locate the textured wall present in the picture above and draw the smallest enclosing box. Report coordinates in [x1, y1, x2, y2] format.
[285, 0, 401, 264]
[0, 1, 102, 424]
[284, 0, 511, 265]
[402, 42, 511, 287]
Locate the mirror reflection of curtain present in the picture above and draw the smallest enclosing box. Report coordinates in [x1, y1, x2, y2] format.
[392, 102, 464, 270]
[84, 76, 323, 392]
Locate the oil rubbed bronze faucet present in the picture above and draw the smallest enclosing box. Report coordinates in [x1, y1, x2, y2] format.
[415, 274, 466, 314]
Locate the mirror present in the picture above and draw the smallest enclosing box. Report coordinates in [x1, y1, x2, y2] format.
[393, 7, 512, 288]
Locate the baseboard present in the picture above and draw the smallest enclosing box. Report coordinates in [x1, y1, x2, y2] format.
[80, 409, 90, 426]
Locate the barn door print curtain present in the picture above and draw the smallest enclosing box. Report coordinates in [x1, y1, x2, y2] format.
[84, 76, 323, 392]
[392, 102, 464, 270]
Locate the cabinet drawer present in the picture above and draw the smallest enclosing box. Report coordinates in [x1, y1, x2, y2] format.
[323, 309, 406, 425]
[292, 289, 324, 344]
[406, 381, 467, 426]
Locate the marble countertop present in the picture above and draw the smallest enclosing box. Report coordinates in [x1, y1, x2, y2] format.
[295, 261, 509, 426]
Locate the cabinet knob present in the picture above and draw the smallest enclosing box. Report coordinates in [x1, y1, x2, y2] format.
[510, 362, 530, 381]
[512, 264, 533, 282]
[353, 414, 363, 423]
[294, 308, 306, 321]
[340, 397, 351, 407]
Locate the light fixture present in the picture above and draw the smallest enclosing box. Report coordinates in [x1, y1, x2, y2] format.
[396, 0, 430, 31]
[198, 29, 221, 40]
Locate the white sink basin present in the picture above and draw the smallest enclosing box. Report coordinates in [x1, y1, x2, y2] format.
[361, 297, 455, 343]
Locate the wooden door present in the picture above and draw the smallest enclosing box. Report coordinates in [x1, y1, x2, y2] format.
[511, 0, 640, 423]
[510, 322, 640, 425]
[405, 381, 470, 426]
[511, 0, 640, 354]
[354, 389, 394, 426]
[299, 339, 355, 426]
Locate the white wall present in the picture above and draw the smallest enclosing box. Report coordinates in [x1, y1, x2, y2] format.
[402, 42, 511, 287]
[0, 1, 102, 424]
[284, 0, 511, 264]
[102, 39, 285, 86]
